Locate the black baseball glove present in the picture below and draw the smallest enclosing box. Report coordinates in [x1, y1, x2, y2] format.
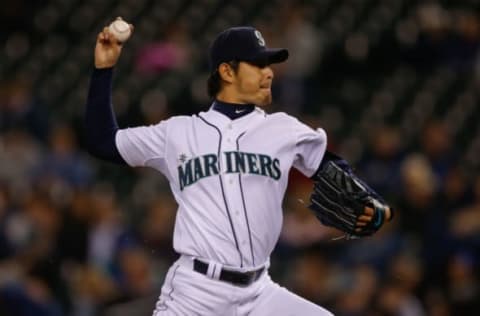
[309, 156, 392, 238]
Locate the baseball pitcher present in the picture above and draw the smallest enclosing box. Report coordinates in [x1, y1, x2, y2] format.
[85, 21, 393, 316]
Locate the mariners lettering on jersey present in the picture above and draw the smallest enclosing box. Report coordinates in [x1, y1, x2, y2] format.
[178, 151, 281, 190]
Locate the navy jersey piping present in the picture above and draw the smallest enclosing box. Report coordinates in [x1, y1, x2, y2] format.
[198, 115, 243, 267]
[236, 131, 255, 266]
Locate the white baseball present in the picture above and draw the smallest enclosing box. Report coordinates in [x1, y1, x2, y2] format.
[109, 19, 131, 43]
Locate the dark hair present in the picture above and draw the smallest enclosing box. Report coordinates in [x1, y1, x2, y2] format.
[207, 60, 239, 99]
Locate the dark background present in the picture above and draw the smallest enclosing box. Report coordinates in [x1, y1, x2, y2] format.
[0, 0, 479, 315]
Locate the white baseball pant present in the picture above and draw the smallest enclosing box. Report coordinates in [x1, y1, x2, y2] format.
[152, 255, 333, 316]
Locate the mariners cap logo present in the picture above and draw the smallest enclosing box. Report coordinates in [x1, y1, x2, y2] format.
[254, 30, 266, 47]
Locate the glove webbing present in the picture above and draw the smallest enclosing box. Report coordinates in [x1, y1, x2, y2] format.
[311, 190, 356, 231]
[313, 180, 358, 224]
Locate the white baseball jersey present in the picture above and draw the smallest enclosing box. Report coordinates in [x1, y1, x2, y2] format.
[116, 106, 327, 269]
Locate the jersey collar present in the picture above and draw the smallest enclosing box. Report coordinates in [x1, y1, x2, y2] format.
[200, 102, 265, 132]
[212, 99, 255, 120]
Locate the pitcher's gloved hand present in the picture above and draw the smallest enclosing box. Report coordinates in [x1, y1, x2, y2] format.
[309, 160, 392, 237]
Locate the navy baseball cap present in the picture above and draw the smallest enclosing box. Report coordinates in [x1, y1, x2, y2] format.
[209, 26, 289, 71]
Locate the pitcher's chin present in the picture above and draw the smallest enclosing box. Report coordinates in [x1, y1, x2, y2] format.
[256, 100, 271, 107]
[257, 92, 272, 107]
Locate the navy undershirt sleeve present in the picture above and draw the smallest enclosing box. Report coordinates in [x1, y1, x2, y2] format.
[84, 67, 126, 164]
[318, 151, 352, 173]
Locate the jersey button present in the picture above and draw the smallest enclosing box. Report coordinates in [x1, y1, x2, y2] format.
[228, 124, 233, 129]
[229, 178, 234, 184]
[227, 138, 231, 143]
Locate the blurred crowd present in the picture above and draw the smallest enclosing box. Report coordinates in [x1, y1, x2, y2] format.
[1, 1, 480, 316]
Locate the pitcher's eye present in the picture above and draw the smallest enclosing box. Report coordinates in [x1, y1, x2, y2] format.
[248, 60, 269, 68]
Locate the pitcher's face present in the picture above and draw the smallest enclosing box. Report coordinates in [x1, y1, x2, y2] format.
[230, 61, 274, 106]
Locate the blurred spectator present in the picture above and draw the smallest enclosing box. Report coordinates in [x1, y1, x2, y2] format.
[115, 246, 157, 300]
[56, 190, 91, 264]
[281, 205, 335, 248]
[0, 79, 49, 140]
[395, 153, 455, 287]
[0, 184, 13, 259]
[357, 126, 404, 200]
[440, 166, 473, 211]
[397, 153, 438, 234]
[333, 265, 379, 316]
[0, 277, 62, 316]
[33, 123, 94, 191]
[87, 184, 134, 276]
[69, 265, 119, 316]
[446, 251, 480, 315]
[443, 9, 480, 71]
[407, 3, 480, 71]
[388, 253, 424, 297]
[420, 120, 457, 187]
[140, 194, 176, 267]
[134, 22, 192, 75]
[449, 174, 480, 243]
[423, 288, 450, 316]
[286, 251, 334, 308]
[268, 2, 323, 114]
[0, 130, 44, 196]
[374, 280, 426, 316]
[0, 192, 70, 314]
[338, 222, 404, 274]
